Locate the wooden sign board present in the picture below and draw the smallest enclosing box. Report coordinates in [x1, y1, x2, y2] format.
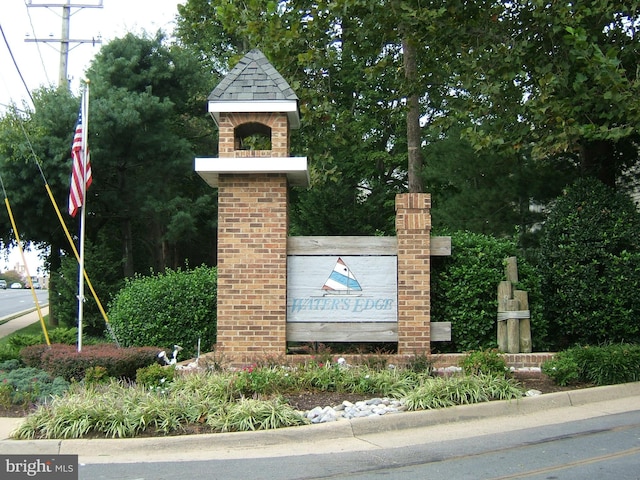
[287, 255, 398, 323]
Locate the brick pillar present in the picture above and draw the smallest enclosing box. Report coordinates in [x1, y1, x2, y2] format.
[395, 193, 431, 354]
[215, 112, 290, 364]
[216, 174, 288, 363]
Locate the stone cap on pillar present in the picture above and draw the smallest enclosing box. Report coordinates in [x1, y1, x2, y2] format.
[208, 49, 301, 129]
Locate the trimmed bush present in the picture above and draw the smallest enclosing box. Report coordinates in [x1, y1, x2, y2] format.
[19, 343, 160, 381]
[431, 231, 546, 352]
[539, 178, 640, 348]
[107, 265, 217, 359]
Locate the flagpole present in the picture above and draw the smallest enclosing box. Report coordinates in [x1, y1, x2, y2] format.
[77, 80, 89, 352]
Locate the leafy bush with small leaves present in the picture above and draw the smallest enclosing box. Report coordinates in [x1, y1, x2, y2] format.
[542, 344, 640, 386]
[0, 328, 80, 363]
[541, 355, 579, 386]
[431, 231, 547, 352]
[539, 178, 640, 348]
[108, 265, 217, 359]
[84, 366, 110, 385]
[459, 349, 510, 377]
[135, 363, 175, 388]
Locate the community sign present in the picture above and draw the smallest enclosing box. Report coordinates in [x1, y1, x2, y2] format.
[287, 255, 398, 323]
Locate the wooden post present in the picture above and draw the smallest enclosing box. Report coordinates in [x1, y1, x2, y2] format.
[506, 298, 520, 354]
[514, 290, 532, 353]
[497, 280, 511, 352]
[505, 256, 518, 283]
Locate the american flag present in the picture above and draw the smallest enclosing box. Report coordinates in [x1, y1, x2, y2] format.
[68, 104, 92, 217]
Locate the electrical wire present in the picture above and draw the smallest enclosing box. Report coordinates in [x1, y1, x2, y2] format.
[23, 0, 52, 86]
[0, 22, 35, 105]
[0, 174, 50, 346]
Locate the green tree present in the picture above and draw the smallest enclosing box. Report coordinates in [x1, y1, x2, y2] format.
[85, 32, 218, 276]
[423, 128, 578, 240]
[446, 1, 640, 188]
[0, 33, 220, 330]
[176, 1, 415, 234]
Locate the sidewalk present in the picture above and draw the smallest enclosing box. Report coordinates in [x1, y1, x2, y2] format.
[1, 381, 638, 464]
[0, 306, 49, 338]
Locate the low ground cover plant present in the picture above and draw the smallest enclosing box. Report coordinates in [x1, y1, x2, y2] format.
[0, 360, 69, 408]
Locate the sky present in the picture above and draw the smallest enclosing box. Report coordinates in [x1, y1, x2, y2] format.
[0, 0, 183, 273]
[1, 0, 183, 109]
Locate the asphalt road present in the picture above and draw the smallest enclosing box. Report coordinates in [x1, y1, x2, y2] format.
[78, 409, 640, 480]
[0, 288, 49, 319]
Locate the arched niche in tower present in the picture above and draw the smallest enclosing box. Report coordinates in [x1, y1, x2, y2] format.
[234, 122, 272, 151]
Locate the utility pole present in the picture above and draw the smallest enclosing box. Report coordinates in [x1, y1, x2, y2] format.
[24, 1, 104, 89]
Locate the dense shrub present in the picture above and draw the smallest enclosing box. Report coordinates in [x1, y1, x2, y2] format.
[107, 265, 217, 359]
[135, 363, 176, 388]
[539, 178, 640, 348]
[542, 344, 640, 386]
[431, 231, 547, 352]
[459, 349, 510, 377]
[19, 343, 160, 381]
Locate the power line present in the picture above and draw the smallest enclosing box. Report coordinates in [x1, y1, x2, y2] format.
[23, 0, 52, 86]
[0, 22, 35, 105]
[24, 1, 103, 89]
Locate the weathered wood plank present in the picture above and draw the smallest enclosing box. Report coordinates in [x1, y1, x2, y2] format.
[287, 236, 451, 256]
[431, 236, 452, 256]
[286, 321, 452, 342]
[287, 322, 398, 342]
[431, 322, 451, 342]
[287, 236, 396, 255]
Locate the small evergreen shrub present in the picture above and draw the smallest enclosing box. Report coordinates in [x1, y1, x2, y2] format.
[19, 344, 50, 368]
[84, 366, 109, 385]
[459, 349, 510, 377]
[108, 265, 217, 359]
[135, 363, 175, 388]
[541, 354, 579, 386]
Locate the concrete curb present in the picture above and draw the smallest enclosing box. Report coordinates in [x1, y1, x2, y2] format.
[1, 381, 638, 461]
[348, 381, 640, 436]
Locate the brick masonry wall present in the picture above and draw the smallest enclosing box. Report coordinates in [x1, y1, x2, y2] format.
[216, 174, 289, 361]
[396, 193, 432, 354]
[215, 111, 290, 363]
[218, 112, 289, 157]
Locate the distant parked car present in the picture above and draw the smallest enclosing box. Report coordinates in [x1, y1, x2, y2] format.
[10, 282, 22, 289]
[0, 280, 6, 289]
[32, 282, 41, 289]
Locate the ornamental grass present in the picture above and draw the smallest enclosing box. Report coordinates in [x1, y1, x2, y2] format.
[12, 363, 525, 440]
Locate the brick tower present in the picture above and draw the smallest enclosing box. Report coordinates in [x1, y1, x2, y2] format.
[196, 50, 308, 364]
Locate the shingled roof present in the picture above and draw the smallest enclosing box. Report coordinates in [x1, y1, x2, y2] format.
[209, 49, 298, 102]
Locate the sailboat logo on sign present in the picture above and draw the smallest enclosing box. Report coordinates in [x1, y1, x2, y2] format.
[321, 257, 363, 296]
